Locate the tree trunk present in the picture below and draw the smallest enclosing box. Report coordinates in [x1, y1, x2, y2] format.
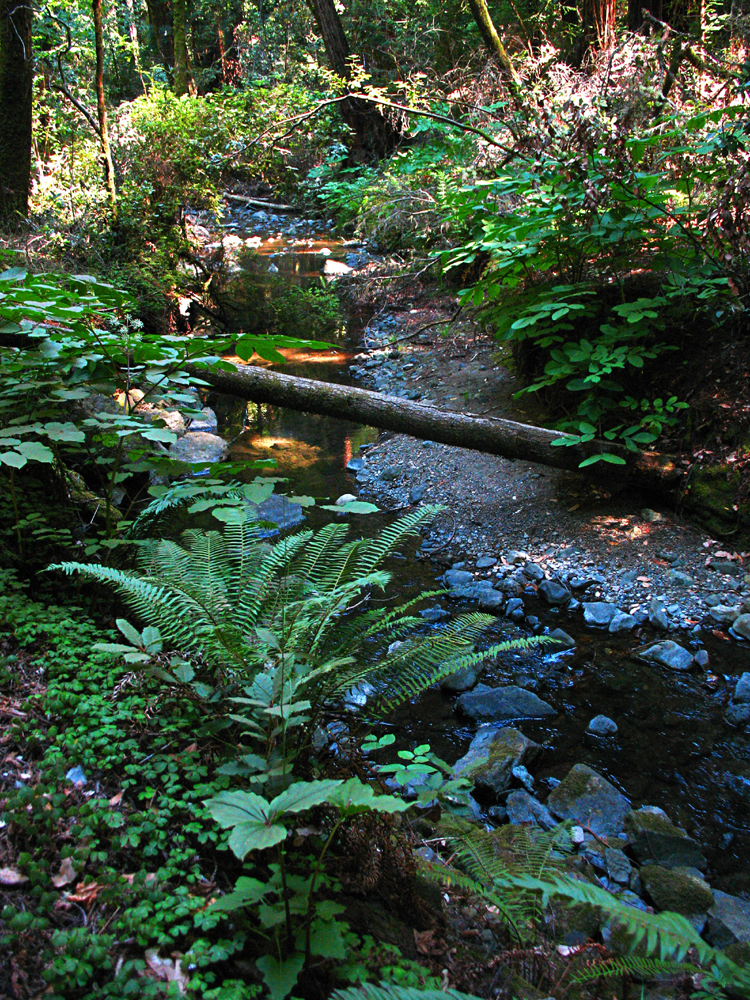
[306, 0, 401, 160]
[173, 0, 189, 95]
[144, 0, 173, 77]
[93, 0, 118, 219]
[186, 360, 683, 490]
[466, 0, 521, 92]
[0, 0, 33, 223]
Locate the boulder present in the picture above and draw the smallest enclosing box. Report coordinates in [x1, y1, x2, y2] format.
[640, 865, 714, 915]
[456, 684, 556, 723]
[546, 764, 630, 838]
[705, 890, 750, 948]
[583, 602, 619, 627]
[608, 612, 637, 633]
[734, 672, 750, 703]
[187, 407, 218, 434]
[444, 569, 475, 589]
[538, 580, 571, 606]
[452, 726, 542, 798]
[648, 598, 670, 630]
[250, 495, 307, 534]
[169, 431, 228, 464]
[733, 614, 750, 640]
[441, 665, 481, 693]
[604, 847, 632, 886]
[623, 808, 706, 870]
[505, 789, 557, 830]
[639, 640, 694, 672]
[547, 628, 576, 650]
[710, 604, 742, 625]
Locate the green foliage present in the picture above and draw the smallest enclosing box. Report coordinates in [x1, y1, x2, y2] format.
[303, 116, 479, 248]
[443, 100, 747, 462]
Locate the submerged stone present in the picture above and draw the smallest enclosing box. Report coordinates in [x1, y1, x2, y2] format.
[640, 639, 694, 671]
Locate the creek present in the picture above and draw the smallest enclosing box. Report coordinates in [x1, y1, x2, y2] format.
[203, 205, 750, 898]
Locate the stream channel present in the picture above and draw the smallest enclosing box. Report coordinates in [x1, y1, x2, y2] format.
[198, 206, 750, 898]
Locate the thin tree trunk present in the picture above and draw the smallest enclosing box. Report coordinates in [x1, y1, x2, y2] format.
[217, 15, 227, 83]
[93, 0, 118, 219]
[173, 0, 188, 95]
[186, 360, 683, 489]
[466, 0, 521, 92]
[0, 0, 33, 222]
[123, 0, 145, 89]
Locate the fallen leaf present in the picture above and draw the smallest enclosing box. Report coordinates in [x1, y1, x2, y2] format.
[109, 790, 124, 807]
[0, 866, 28, 887]
[145, 949, 189, 992]
[636, 576, 651, 583]
[66, 881, 103, 908]
[51, 857, 77, 888]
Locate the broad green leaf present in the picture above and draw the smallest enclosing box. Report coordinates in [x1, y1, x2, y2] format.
[117, 619, 143, 647]
[0, 268, 27, 282]
[270, 779, 343, 817]
[305, 917, 348, 959]
[0, 451, 27, 468]
[602, 453, 627, 465]
[326, 777, 410, 816]
[578, 454, 603, 468]
[211, 507, 248, 524]
[209, 876, 270, 913]
[141, 626, 162, 651]
[256, 953, 304, 1000]
[17, 441, 54, 463]
[93, 642, 136, 655]
[141, 427, 178, 444]
[206, 789, 269, 828]
[43, 421, 86, 442]
[172, 663, 195, 683]
[320, 501, 380, 514]
[228, 820, 286, 858]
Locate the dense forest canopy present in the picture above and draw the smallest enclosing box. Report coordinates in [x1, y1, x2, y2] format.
[1, 0, 750, 997]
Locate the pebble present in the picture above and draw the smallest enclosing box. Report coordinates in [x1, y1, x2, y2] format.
[587, 714, 618, 736]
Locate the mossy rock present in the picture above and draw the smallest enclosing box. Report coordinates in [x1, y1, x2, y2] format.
[682, 463, 749, 546]
[640, 864, 714, 915]
[547, 764, 630, 837]
[624, 809, 706, 870]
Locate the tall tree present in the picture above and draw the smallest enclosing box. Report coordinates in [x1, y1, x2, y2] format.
[93, 0, 118, 218]
[173, 0, 188, 94]
[0, 0, 33, 221]
[466, 0, 521, 92]
[306, 0, 401, 160]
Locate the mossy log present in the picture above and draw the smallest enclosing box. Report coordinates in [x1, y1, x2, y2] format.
[187, 360, 684, 490]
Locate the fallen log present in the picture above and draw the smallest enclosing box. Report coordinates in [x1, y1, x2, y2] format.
[187, 360, 685, 491]
[222, 193, 297, 212]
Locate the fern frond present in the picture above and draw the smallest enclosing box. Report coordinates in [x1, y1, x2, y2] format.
[570, 956, 699, 985]
[332, 985, 483, 1000]
[350, 505, 443, 577]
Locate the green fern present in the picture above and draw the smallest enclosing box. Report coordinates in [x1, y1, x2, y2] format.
[51, 505, 546, 728]
[570, 955, 700, 985]
[332, 987, 483, 1000]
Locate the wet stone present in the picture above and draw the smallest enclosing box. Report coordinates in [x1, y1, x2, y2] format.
[624, 808, 706, 870]
[456, 684, 556, 723]
[710, 604, 742, 624]
[587, 714, 618, 736]
[609, 612, 637, 633]
[538, 580, 571, 606]
[640, 639, 694, 671]
[505, 789, 557, 830]
[708, 559, 744, 576]
[441, 664, 481, 693]
[169, 431, 228, 464]
[734, 672, 750, 703]
[547, 764, 630, 838]
[476, 555, 497, 569]
[546, 628, 576, 650]
[706, 891, 750, 948]
[583, 602, 619, 627]
[733, 614, 750, 640]
[419, 605, 449, 623]
[666, 570, 695, 586]
[522, 562, 545, 582]
[444, 569, 474, 588]
[649, 598, 670, 630]
[452, 726, 542, 799]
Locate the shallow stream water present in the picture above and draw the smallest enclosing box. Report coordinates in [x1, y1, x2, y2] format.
[207, 212, 750, 895]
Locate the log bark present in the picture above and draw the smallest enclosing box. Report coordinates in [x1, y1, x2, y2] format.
[187, 360, 684, 491]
